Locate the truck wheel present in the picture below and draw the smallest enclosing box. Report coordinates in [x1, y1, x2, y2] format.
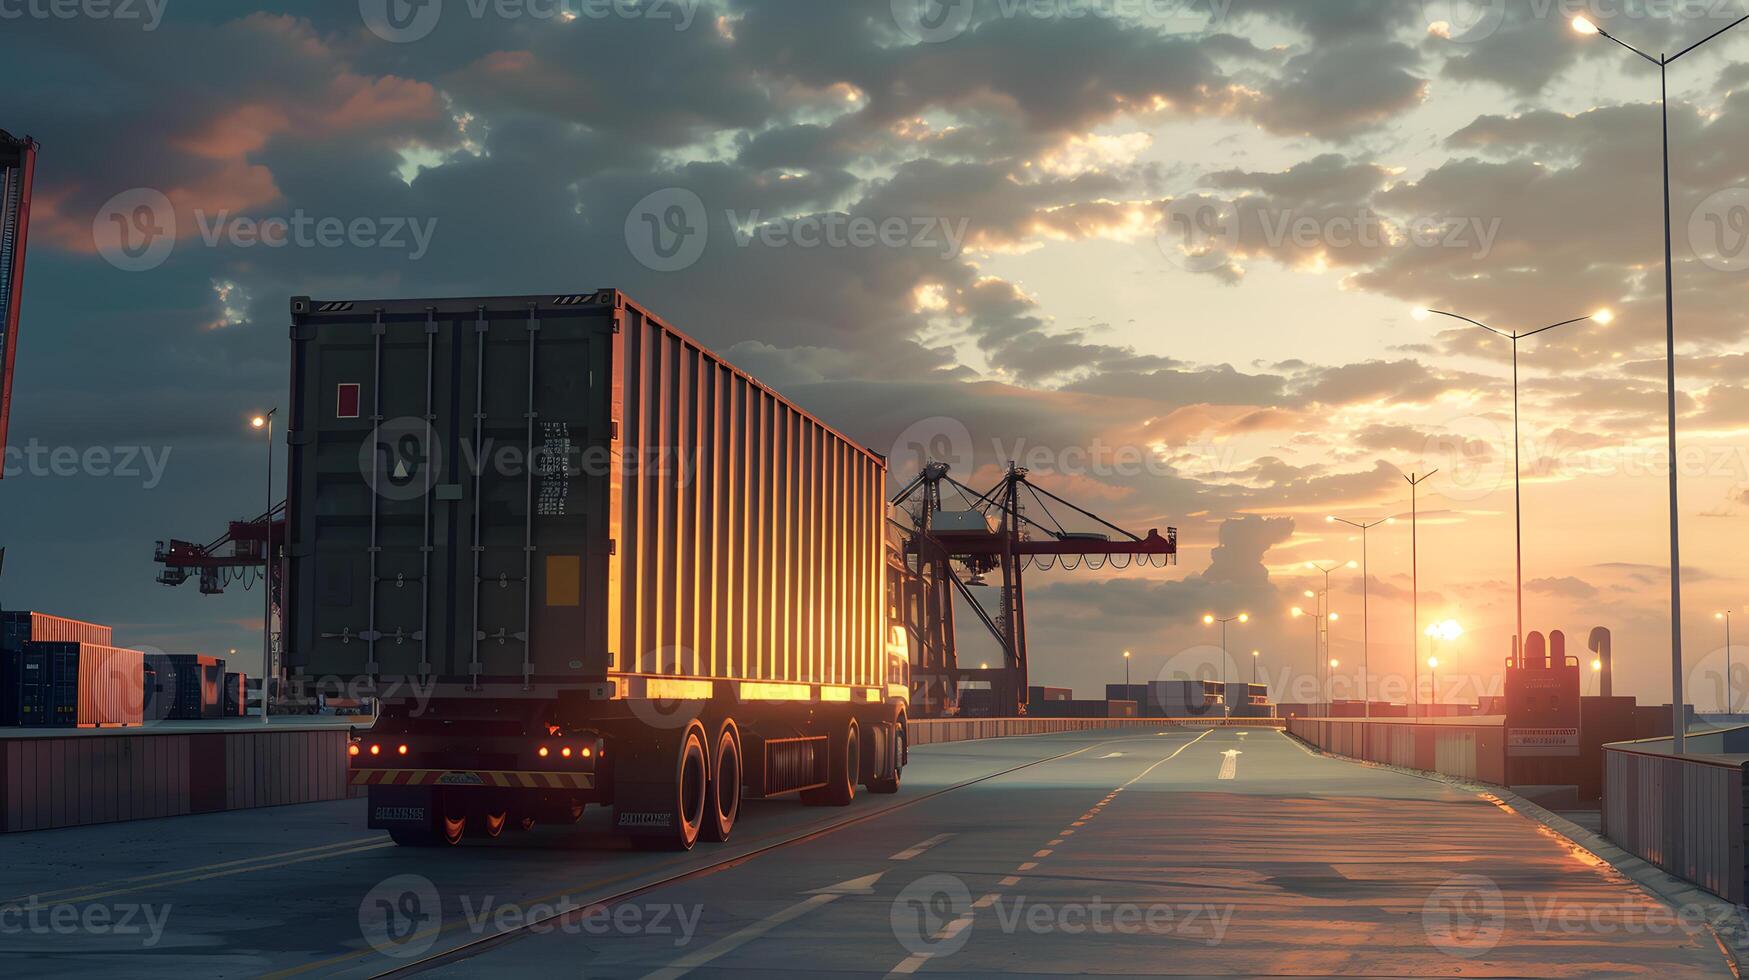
[619, 722, 708, 851]
[868, 720, 904, 794]
[801, 719, 858, 807]
[702, 723, 742, 843]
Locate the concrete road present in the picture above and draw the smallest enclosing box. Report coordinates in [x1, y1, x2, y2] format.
[0, 728, 1730, 978]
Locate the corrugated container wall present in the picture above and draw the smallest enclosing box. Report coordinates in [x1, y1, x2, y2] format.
[1, 611, 114, 652]
[286, 291, 887, 692]
[20, 642, 143, 727]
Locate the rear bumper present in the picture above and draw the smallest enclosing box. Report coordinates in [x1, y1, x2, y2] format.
[350, 768, 596, 790]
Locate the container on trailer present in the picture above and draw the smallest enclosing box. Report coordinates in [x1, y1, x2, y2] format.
[285, 290, 889, 701]
[1, 611, 113, 653]
[19, 642, 143, 727]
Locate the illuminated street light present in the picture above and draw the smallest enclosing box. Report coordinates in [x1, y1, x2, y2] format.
[1123, 649, 1132, 690]
[1573, 9, 1749, 751]
[1424, 620, 1462, 706]
[1306, 561, 1353, 714]
[1204, 613, 1249, 717]
[1414, 308, 1607, 662]
[1406, 470, 1439, 717]
[251, 408, 276, 726]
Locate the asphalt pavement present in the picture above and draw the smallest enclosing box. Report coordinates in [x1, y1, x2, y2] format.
[0, 727, 1730, 978]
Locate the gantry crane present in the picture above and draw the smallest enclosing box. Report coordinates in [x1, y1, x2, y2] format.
[891, 462, 1176, 718]
[153, 502, 286, 677]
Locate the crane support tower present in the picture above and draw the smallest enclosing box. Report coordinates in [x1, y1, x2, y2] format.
[0, 130, 38, 470]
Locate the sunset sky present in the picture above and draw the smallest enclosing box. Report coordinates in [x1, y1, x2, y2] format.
[3, 0, 1748, 710]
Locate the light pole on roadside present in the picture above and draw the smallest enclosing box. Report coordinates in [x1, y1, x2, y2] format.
[1203, 613, 1248, 717]
[1406, 471, 1439, 717]
[1575, 7, 1749, 756]
[1123, 649, 1132, 692]
[251, 410, 276, 725]
[1328, 516, 1394, 718]
[1717, 612, 1735, 714]
[1306, 562, 1355, 712]
[1413, 307, 1608, 670]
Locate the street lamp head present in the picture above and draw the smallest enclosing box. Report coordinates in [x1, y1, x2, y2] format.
[1324, 515, 1335, 523]
[1328, 612, 1339, 621]
[1719, 612, 1727, 620]
[1592, 308, 1614, 325]
[1345, 560, 1359, 570]
[1305, 563, 1317, 571]
[1291, 606, 1305, 617]
[1428, 656, 1439, 669]
[1385, 517, 1397, 525]
[1411, 307, 1432, 322]
[1252, 650, 1259, 657]
[1572, 14, 1599, 35]
[1237, 613, 1249, 623]
[1329, 658, 1339, 668]
[251, 416, 267, 429]
[1123, 650, 1131, 658]
[1592, 658, 1603, 671]
[1203, 614, 1215, 625]
[1303, 590, 1315, 598]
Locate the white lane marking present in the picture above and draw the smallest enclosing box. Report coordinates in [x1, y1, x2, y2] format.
[888, 952, 932, 976]
[889, 833, 955, 861]
[641, 873, 884, 980]
[1121, 727, 1214, 788]
[1098, 752, 1126, 758]
[1218, 748, 1242, 781]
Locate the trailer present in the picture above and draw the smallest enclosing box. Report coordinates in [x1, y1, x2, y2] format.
[286, 290, 910, 849]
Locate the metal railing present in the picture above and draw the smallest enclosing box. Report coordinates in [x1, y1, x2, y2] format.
[1603, 743, 1748, 904]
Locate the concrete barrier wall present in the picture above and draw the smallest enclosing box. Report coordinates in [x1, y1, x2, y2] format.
[910, 716, 1282, 746]
[1603, 745, 1747, 904]
[1, 727, 355, 833]
[1287, 717, 1508, 785]
[2, 715, 1284, 833]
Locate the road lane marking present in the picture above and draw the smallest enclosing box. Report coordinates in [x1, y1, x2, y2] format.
[878, 728, 1217, 977]
[5, 841, 395, 909]
[640, 873, 884, 980]
[890, 833, 955, 861]
[1098, 752, 1125, 758]
[1218, 749, 1242, 780]
[1, 836, 386, 906]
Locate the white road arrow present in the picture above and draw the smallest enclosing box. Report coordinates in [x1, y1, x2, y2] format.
[1218, 749, 1242, 781]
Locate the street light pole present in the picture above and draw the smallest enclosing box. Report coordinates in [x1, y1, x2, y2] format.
[251, 409, 277, 725]
[1575, 10, 1749, 753]
[1306, 562, 1353, 714]
[1123, 649, 1132, 692]
[1717, 613, 1734, 714]
[1406, 471, 1438, 717]
[1414, 308, 1606, 665]
[1203, 613, 1248, 718]
[1328, 516, 1393, 718]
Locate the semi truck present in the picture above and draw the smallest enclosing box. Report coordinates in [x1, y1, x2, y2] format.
[285, 290, 911, 850]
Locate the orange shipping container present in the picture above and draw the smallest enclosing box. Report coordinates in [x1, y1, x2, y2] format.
[1, 611, 114, 650]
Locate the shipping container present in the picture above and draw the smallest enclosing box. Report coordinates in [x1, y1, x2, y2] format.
[224, 671, 247, 717]
[154, 654, 224, 720]
[286, 291, 911, 850]
[12, 642, 143, 727]
[0, 647, 50, 725]
[1, 611, 114, 653]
